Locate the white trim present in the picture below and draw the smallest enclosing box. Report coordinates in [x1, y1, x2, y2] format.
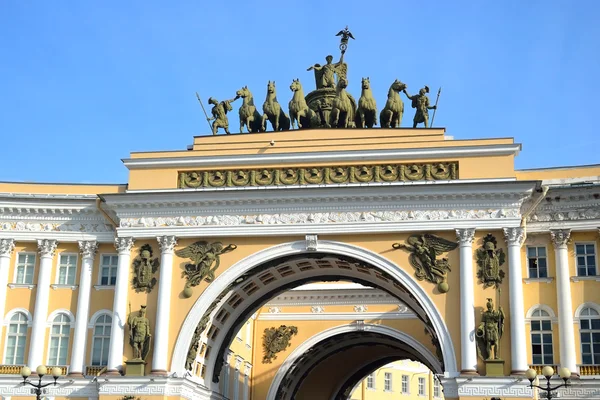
[257, 311, 415, 321]
[122, 143, 522, 169]
[571, 275, 600, 282]
[265, 323, 442, 400]
[7, 284, 35, 289]
[525, 304, 558, 323]
[523, 277, 554, 284]
[87, 309, 112, 328]
[290, 282, 370, 291]
[171, 240, 458, 388]
[50, 284, 78, 290]
[11, 251, 36, 285]
[46, 309, 76, 328]
[93, 285, 115, 290]
[3, 308, 32, 326]
[265, 288, 395, 306]
[54, 252, 78, 285]
[96, 253, 118, 286]
[573, 241, 598, 277]
[574, 302, 600, 319]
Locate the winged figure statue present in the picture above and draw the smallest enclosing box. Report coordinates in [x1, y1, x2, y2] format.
[392, 234, 458, 292]
[175, 241, 237, 288]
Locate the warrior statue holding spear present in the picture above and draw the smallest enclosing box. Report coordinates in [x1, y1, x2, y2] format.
[403, 85, 440, 128]
[196, 92, 239, 135]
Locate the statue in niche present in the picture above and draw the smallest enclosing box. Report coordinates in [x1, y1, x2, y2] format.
[262, 325, 298, 364]
[403, 86, 436, 128]
[476, 298, 505, 360]
[128, 304, 152, 361]
[476, 234, 506, 289]
[175, 241, 237, 290]
[392, 234, 458, 293]
[131, 244, 159, 293]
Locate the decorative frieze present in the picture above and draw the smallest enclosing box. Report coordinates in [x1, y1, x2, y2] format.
[0, 221, 114, 232]
[119, 208, 520, 229]
[178, 161, 459, 189]
[528, 206, 600, 223]
[0, 239, 15, 256]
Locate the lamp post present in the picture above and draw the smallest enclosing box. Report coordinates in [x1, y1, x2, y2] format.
[20, 366, 62, 400]
[525, 366, 571, 399]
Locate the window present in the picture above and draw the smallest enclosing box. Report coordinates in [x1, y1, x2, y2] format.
[48, 314, 71, 365]
[401, 374, 409, 393]
[576, 243, 597, 276]
[531, 309, 554, 365]
[15, 253, 36, 284]
[58, 254, 77, 285]
[580, 307, 600, 365]
[527, 246, 548, 278]
[384, 372, 392, 391]
[434, 379, 441, 397]
[4, 312, 28, 365]
[366, 373, 375, 389]
[100, 255, 118, 285]
[91, 314, 111, 366]
[418, 377, 426, 396]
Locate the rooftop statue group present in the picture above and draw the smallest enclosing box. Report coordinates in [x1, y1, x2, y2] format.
[197, 27, 440, 135]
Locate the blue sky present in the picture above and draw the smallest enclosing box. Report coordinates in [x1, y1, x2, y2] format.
[1, 1, 599, 184]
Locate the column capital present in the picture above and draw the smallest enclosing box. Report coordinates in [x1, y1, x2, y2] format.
[225, 350, 234, 363]
[78, 240, 98, 259]
[37, 239, 58, 258]
[234, 356, 244, 370]
[114, 237, 135, 254]
[157, 236, 177, 253]
[0, 239, 15, 257]
[455, 228, 475, 245]
[243, 362, 252, 376]
[550, 229, 571, 249]
[503, 227, 525, 246]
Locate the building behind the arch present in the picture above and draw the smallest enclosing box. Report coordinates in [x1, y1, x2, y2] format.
[0, 127, 599, 400]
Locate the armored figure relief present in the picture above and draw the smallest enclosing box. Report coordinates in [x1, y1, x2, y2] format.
[262, 325, 298, 364]
[476, 298, 505, 360]
[476, 234, 506, 289]
[131, 244, 159, 293]
[128, 305, 151, 361]
[208, 96, 238, 135]
[404, 86, 437, 128]
[175, 241, 237, 290]
[392, 234, 458, 292]
[307, 53, 347, 90]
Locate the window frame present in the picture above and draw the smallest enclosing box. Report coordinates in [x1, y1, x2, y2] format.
[3, 311, 30, 365]
[89, 313, 112, 366]
[526, 246, 549, 279]
[575, 242, 597, 277]
[47, 313, 72, 366]
[529, 309, 554, 366]
[366, 372, 375, 389]
[401, 374, 409, 394]
[56, 253, 78, 286]
[13, 252, 36, 285]
[578, 306, 600, 365]
[97, 253, 119, 286]
[418, 376, 426, 396]
[383, 371, 392, 392]
[434, 379, 441, 397]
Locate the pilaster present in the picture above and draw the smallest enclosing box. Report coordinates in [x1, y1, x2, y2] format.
[0, 239, 15, 340]
[456, 228, 478, 375]
[151, 235, 177, 375]
[28, 239, 58, 369]
[107, 237, 134, 375]
[68, 240, 98, 376]
[503, 227, 527, 374]
[550, 229, 577, 375]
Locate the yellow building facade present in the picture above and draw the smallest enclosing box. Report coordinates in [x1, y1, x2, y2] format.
[0, 126, 598, 400]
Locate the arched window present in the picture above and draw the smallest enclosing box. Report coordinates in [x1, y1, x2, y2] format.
[531, 309, 553, 365]
[4, 312, 28, 365]
[91, 314, 112, 366]
[579, 307, 600, 365]
[48, 314, 71, 365]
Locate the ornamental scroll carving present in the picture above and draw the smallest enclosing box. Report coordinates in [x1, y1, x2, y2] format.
[476, 234, 506, 289]
[262, 325, 298, 364]
[178, 162, 458, 188]
[131, 244, 159, 293]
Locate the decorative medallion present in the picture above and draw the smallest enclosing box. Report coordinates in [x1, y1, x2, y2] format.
[262, 325, 298, 364]
[178, 162, 458, 189]
[476, 234, 506, 289]
[175, 241, 237, 297]
[132, 244, 159, 293]
[392, 234, 458, 293]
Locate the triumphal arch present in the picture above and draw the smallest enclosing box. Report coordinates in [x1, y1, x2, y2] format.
[0, 28, 599, 400]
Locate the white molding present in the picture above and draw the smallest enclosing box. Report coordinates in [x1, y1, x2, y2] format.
[122, 144, 522, 169]
[54, 252, 78, 285]
[257, 311, 415, 321]
[266, 288, 395, 306]
[3, 307, 32, 326]
[571, 276, 600, 282]
[524, 277, 554, 284]
[87, 309, 112, 328]
[51, 284, 78, 290]
[7, 283, 34, 289]
[46, 309, 76, 328]
[93, 285, 115, 291]
[574, 302, 600, 319]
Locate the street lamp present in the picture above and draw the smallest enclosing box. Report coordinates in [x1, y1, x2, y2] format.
[525, 366, 571, 399]
[20, 366, 62, 400]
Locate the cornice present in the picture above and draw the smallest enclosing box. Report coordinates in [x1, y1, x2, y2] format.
[122, 143, 522, 169]
[266, 288, 396, 306]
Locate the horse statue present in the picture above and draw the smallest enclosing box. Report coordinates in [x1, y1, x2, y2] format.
[289, 79, 319, 129]
[330, 77, 355, 128]
[261, 81, 290, 132]
[236, 86, 263, 133]
[379, 79, 407, 128]
[357, 77, 377, 128]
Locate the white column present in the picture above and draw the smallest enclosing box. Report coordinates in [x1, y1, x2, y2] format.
[151, 235, 177, 375]
[503, 227, 528, 374]
[0, 239, 15, 328]
[456, 228, 478, 374]
[107, 237, 134, 374]
[28, 239, 58, 370]
[222, 351, 233, 397]
[243, 362, 252, 400]
[68, 241, 98, 376]
[551, 229, 577, 374]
